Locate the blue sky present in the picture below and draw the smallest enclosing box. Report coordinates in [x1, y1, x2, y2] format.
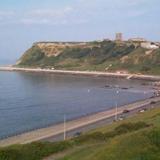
[0, 0, 160, 62]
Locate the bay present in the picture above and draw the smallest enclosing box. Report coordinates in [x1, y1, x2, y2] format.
[0, 71, 154, 139]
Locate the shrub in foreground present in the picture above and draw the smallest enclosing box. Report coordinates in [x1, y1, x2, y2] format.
[0, 141, 73, 160]
[105, 122, 150, 138]
[147, 129, 160, 148]
[74, 132, 106, 144]
[0, 122, 150, 160]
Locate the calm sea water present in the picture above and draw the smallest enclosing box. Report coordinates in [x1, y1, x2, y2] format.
[0, 71, 154, 139]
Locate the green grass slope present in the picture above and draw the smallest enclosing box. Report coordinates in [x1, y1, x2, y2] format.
[0, 107, 160, 160]
[17, 41, 160, 75]
[57, 108, 160, 160]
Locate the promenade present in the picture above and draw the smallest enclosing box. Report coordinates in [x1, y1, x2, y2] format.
[0, 96, 160, 147]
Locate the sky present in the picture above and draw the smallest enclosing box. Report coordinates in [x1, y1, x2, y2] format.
[0, 0, 160, 63]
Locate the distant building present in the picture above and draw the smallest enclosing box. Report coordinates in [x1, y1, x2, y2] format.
[141, 42, 159, 49]
[115, 33, 123, 41]
[103, 38, 111, 41]
[155, 42, 160, 47]
[96, 40, 103, 42]
[128, 38, 146, 43]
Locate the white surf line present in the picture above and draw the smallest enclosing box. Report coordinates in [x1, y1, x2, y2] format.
[0, 96, 160, 147]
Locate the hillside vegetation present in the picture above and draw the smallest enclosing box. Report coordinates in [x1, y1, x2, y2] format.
[17, 41, 160, 75]
[0, 107, 160, 160]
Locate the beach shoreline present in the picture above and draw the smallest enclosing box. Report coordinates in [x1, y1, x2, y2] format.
[0, 96, 160, 147]
[0, 66, 160, 81]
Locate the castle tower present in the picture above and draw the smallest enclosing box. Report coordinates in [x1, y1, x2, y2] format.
[115, 33, 123, 41]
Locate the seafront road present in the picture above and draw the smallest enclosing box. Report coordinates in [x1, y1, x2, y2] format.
[0, 96, 160, 147]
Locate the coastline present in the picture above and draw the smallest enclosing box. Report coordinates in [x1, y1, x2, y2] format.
[0, 66, 160, 81]
[0, 96, 160, 147]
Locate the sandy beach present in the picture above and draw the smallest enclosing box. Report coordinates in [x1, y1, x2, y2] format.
[0, 66, 160, 81]
[0, 96, 160, 147]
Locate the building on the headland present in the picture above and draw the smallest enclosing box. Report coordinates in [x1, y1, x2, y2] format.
[115, 33, 123, 41]
[128, 38, 147, 43]
[141, 42, 159, 49]
[103, 38, 111, 41]
[128, 37, 159, 49]
[155, 42, 160, 47]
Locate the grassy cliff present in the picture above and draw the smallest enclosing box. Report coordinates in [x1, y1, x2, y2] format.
[17, 41, 160, 75]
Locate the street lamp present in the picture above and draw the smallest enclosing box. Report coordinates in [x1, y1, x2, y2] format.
[115, 90, 119, 121]
[63, 114, 66, 141]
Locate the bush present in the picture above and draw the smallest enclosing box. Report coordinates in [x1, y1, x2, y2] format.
[140, 66, 151, 72]
[74, 132, 106, 144]
[0, 141, 73, 160]
[61, 48, 91, 59]
[19, 46, 45, 66]
[104, 131, 117, 138]
[148, 129, 160, 148]
[74, 122, 149, 144]
[0, 122, 150, 160]
[114, 122, 149, 134]
[0, 149, 22, 160]
[104, 122, 150, 139]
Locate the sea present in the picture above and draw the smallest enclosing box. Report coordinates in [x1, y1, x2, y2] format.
[0, 71, 154, 139]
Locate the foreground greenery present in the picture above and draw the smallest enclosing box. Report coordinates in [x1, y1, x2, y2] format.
[0, 107, 160, 160]
[17, 41, 160, 75]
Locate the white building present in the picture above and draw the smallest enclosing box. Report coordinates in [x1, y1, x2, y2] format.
[128, 38, 147, 43]
[141, 42, 159, 49]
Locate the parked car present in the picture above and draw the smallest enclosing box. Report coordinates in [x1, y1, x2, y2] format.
[74, 132, 82, 137]
[139, 108, 147, 113]
[150, 101, 156, 105]
[118, 116, 124, 121]
[122, 109, 130, 114]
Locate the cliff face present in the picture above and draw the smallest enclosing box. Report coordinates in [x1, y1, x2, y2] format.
[33, 42, 91, 57]
[17, 40, 160, 75]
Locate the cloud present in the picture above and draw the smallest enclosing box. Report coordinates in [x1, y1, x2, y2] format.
[0, 10, 15, 24]
[76, 0, 146, 13]
[123, 0, 146, 6]
[126, 10, 147, 17]
[21, 18, 50, 25]
[0, 11, 15, 21]
[28, 7, 73, 18]
[0, 11, 15, 17]
[76, 0, 148, 20]
[0, 0, 155, 26]
[20, 6, 89, 25]
[20, 6, 73, 25]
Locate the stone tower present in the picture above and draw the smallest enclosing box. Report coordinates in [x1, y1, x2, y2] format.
[115, 33, 123, 41]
